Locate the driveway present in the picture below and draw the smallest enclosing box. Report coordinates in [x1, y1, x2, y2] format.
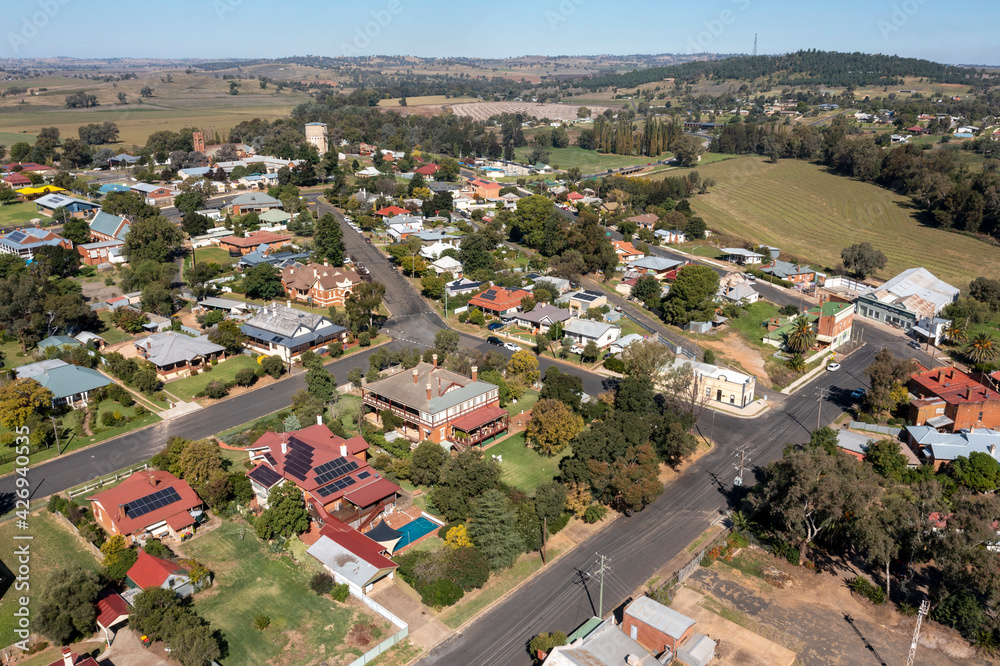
[371, 582, 451, 650]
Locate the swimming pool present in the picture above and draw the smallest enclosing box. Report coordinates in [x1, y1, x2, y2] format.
[395, 517, 439, 549]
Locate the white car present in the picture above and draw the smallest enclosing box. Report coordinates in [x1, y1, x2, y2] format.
[826, 363, 841, 372]
[503, 342, 520, 352]
[570, 345, 584, 355]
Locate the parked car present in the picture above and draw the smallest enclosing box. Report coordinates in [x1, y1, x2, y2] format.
[570, 345, 585, 355]
[503, 342, 520, 352]
[908, 340, 922, 349]
[826, 363, 841, 372]
[850, 388, 866, 399]
[487, 336, 504, 346]
[487, 322, 505, 331]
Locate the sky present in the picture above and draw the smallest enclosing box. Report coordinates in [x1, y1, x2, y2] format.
[2, 0, 994, 65]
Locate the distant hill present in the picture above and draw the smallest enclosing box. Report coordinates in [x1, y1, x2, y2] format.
[579, 50, 992, 90]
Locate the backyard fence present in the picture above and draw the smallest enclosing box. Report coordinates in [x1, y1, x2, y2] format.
[848, 422, 905, 437]
[345, 589, 409, 666]
[67, 462, 149, 498]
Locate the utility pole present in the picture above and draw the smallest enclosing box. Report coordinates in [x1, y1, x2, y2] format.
[906, 599, 929, 666]
[50, 415, 61, 455]
[816, 387, 826, 430]
[541, 517, 547, 564]
[594, 554, 610, 617]
[732, 445, 753, 488]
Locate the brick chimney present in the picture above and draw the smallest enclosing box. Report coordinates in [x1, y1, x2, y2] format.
[966, 388, 973, 400]
[117, 503, 124, 521]
[426, 383, 433, 400]
[937, 369, 944, 382]
[432, 353, 438, 367]
[471, 365, 478, 382]
[61, 647, 73, 666]
[412, 368, 419, 384]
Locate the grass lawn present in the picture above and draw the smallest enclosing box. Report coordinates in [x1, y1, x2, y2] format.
[0, 339, 35, 369]
[486, 432, 570, 492]
[166, 355, 259, 402]
[728, 301, 780, 348]
[0, 130, 36, 145]
[0, 511, 101, 647]
[96, 311, 136, 344]
[618, 318, 649, 339]
[0, 202, 45, 227]
[191, 246, 238, 266]
[514, 145, 672, 173]
[184, 522, 389, 665]
[688, 156, 1000, 287]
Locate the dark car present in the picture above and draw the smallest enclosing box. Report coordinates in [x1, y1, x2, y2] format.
[487, 322, 505, 331]
[487, 336, 503, 346]
[908, 340, 922, 349]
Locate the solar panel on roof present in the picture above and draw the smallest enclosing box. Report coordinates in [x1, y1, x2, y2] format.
[313, 457, 359, 485]
[357, 471, 372, 480]
[248, 466, 282, 488]
[480, 290, 497, 301]
[123, 487, 182, 519]
[315, 475, 357, 497]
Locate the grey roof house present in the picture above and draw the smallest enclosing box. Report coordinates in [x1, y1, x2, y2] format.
[16, 359, 111, 409]
[512, 304, 572, 332]
[563, 318, 621, 348]
[856, 267, 959, 327]
[240, 303, 346, 362]
[133, 331, 226, 379]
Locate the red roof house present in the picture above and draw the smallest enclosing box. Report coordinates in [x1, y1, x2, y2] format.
[246, 423, 397, 532]
[374, 205, 408, 217]
[49, 648, 99, 666]
[88, 470, 204, 544]
[94, 588, 130, 644]
[566, 191, 584, 201]
[217, 229, 292, 256]
[2, 173, 31, 187]
[467, 286, 530, 316]
[306, 518, 399, 595]
[126, 550, 195, 596]
[906, 126, 927, 133]
[468, 178, 502, 199]
[414, 163, 439, 176]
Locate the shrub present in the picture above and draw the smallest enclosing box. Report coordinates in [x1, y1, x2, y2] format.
[331, 582, 350, 602]
[253, 613, 271, 630]
[438, 521, 464, 540]
[444, 546, 490, 591]
[847, 575, 886, 605]
[547, 512, 571, 534]
[603, 357, 626, 373]
[420, 578, 464, 608]
[359, 332, 371, 347]
[934, 589, 987, 637]
[234, 367, 258, 387]
[204, 381, 229, 399]
[583, 504, 607, 524]
[47, 494, 69, 515]
[309, 572, 334, 596]
[458, 311, 469, 323]
[528, 632, 567, 662]
[142, 539, 174, 559]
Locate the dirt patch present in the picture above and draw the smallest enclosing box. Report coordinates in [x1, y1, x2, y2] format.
[658, 439, 714, 485]
[701, 333, 771, 388]
[449, 101, 613, 122]
[692, 549, 979, 665]
[80, 280, 123, 303]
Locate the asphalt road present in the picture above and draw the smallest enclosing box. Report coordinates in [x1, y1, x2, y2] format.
[419, 322, 935, 666]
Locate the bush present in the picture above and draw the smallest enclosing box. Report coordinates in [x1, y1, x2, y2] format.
[309, 572, 334, 596]
[847, 575, 886, 605]
[253, 613, 271, 630]
[106, 383, 135, 407]
[47, 494, 69, 515]
[583, 504, 607, 524]
[359, 332, 371, 347]
[934, 589, 987, 637]
[458, 311, 469, 323]
[142, 539, 174, 559]
[203, 381, 230, 399]
[438, 521, 464, 540]
[234, 367, 258, 387]
[445, 546, 491, 591]
[134, 404, 149, 417]
[603, 357, 626, 373]
[420, 578, 464, 608]
[547, 512, 571, 534]
[528, 632, 567, 662]
[331, 582, 350, 602]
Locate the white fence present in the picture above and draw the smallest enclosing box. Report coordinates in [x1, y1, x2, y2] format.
[67, 463, 149, 498]
[345, 585, 409, 666]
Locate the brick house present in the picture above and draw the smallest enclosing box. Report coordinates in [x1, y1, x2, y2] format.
[133, 331, 227, 379]
[230, 192, 282, 215]
[125, 550, 195, 597]
[130, 183, 176, 204]
[362, 361, 508, 448]
[88, 470, 204, 544]
[0, 228, 72, 260]
[467, 286, 530, 316]
[908, 367, 1000, 432]
[468, 177, 502, 200]
[218, 229, 292, 255]
[78, 240, 125, 266]
[625, 213, 659, 229]
[621, 596, 696, 656]
[612, 240, 644, 263]
[281, 262, 362, 307]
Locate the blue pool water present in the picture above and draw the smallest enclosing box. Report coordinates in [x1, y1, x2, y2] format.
[395, 517, 439, 549]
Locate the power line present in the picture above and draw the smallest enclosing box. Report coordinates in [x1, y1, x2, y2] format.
[594, 554, 611, 618]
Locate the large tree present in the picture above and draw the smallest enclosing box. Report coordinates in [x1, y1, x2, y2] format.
[841, 242, 888, 279]
[410, 440, 449, 486]
[123, 216, 183, 264]
[525, 399, 584, 456]
[345, 281, 385, 331]
[313, 212, 346, 265]
[61, 217, 92, 246]
[458, 232, 496, 274]
[752, 445, 878, 565]
[863, 349, 916, 415]
[431, 449, 501, 522]
[35, 565, 101, 645]
[964, 332, 1000, 367]
[468, 489, 525, 572]
[785, 315, 816, 353]
[659, 265, 719, 326]
[255, 483, 310, 540]
[242, 263, 283, 300]
[0, 378, 53, 430]
[588, 442, 663, 514]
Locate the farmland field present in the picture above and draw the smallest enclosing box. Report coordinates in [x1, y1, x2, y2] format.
[450, 101, 612, 121]
[688, 156, 1000, 287]
[0, 130, 36, 146]
[515, 145, 671, 173]
[377, 95, 479, 107]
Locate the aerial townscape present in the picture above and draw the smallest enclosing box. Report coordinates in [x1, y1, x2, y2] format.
[3, 2, 1000, 666]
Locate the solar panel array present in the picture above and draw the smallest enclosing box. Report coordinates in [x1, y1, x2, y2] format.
[124, 487, 181, 518]
[313, 457, 359, 486]
[479, 289, 498, 301]
[357, 471, 372, 480]
[315, 475, 357, 497]
[248, 466, 282, 488]
[282, 437, 316, 481]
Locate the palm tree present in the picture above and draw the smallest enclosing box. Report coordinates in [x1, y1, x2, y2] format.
[944, 322, 967, 345]
[785, 316, 816, 353]
[965, 332, 1000, 367]
[786, 353, 806, 373]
